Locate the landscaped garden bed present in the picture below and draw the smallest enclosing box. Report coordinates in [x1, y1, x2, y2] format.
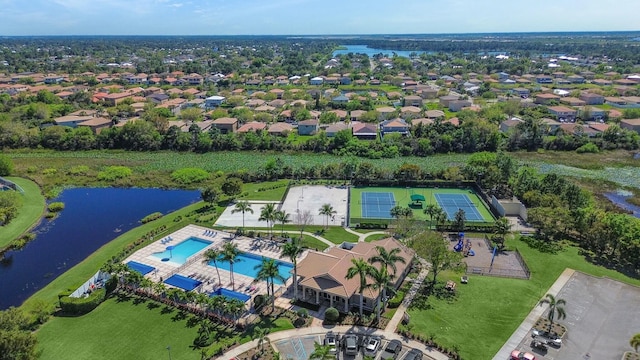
[533, 317, 567, 338]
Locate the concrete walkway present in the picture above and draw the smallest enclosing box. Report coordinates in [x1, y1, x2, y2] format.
[492, 268, 576, 360]
[215, 324, 449, 360]
[343, 227, 388, 242]
[385, 263, 430, 333]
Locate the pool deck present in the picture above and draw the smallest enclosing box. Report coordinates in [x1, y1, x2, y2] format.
[123, 224, 307, 304]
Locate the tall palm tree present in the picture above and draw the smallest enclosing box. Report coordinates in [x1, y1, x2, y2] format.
[259, 203, 277, 236]
[318, 203, 336, 228]
[231, 201, 253, 229]
[346, 258, 373, 317]
[203, 248, 223, 286]
[368, 246, 406, 277]
[433, 208, 448, 232]
[255, 257, 284, 312]
[423, 203, 440, 228]
[220, 242, 242, 290]
[281, 240, 303, 300]
[275, 210, 291, 236]
[368, 266, 395, 323]
[309, 342, 335, 360]
[539, 293, 567, 333]
[252, 326, 270, 353]
[630, 333, 640, 353]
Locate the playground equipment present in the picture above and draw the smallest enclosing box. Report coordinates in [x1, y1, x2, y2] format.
[453, 233, 475, 256]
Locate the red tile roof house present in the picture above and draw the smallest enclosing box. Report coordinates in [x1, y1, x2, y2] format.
[352, 122, 378, 140]
[77, 117, 112, 134]
[296, 238, 414, 313]
[439, 95, 460, 107]
[298, 119, 319, 135]
[237, 121, 267, 133]
[375, 107, 397, 121]
[267, 122, 294, 136]
[325, 122, 349, 137]
[557, 123, 599, 137]
[411, 118, 434, 128]
[580, 92, 605, 105]
[380, 118, 410, 136]
[211, 117, 238, 134]
[534, 93, 561, 105]
[620, 119, 640, 134]
[54, 114, 96, 128]
[499, 118, 523, 133]
[403, 95, 423, 107]
[559, 97, 586, 107]
[547, 106, 578, 122]
[349, 110, 366, 122]
[330, 110, 348, 121]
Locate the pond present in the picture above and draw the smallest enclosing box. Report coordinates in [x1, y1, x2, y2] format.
[0, 187, 201, 309]
[603, 191, 640, 218]
[332, 45, 431, 58]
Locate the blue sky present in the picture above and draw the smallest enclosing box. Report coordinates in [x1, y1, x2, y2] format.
[1, 0, 638, 36]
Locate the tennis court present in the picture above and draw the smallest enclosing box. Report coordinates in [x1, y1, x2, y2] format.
[434, 193, 484, 221]
[361, 192, 396, 219]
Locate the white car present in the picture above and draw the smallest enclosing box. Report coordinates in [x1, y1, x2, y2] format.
[532, 329, 562, 347]
[364, 337, 381, 356]
[324, 332, 337, 355]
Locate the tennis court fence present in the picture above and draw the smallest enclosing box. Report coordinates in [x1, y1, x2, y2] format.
[349, 217, 495, 230]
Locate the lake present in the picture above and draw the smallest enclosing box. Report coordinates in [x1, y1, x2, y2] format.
[332, 45, 430, 58]
[0, 188, 201, 309]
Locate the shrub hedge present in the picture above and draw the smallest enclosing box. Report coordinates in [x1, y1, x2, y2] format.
[59, 288, 106, 315]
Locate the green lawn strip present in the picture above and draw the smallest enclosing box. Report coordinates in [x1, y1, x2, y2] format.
[363, 233, 389, 242]
[0, 177, 46, 248]
[299, 234, 329, 251]
[408, 237, 640, 360]
[239, 180, 289, 201]
[37, 295, 294, 360]
[21, 202, 205, 313]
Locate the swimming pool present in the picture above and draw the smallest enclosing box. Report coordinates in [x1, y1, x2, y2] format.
[211, 288, 251, 303]
[149, 237, 212, 265]
[210, 252, 293, 285]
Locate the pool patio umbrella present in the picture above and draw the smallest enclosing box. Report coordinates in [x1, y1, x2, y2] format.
[166, 246, 175, 258]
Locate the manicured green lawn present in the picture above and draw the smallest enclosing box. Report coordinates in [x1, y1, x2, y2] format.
[363, 233, 389, 242]
[37, 294, 294, 360]
[0, 177, 45, 248]
[407, 237, 640, 360]
[299, 234, 329, 251]
[238, 180, 290, 201]
[349, 186, 494, 223]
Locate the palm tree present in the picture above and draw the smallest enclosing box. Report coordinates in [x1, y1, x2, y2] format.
[203, 248, 223, 286]
[309, 342, 335, 360]
[259, 203, 277, 236]
[368, 266, 395, 323]
[281, 240, 303, 300]
[252, 326, 270, 353]
[231, 201, 253, 229]
[318, 203, 336, 228]
[368, 246, 406, 277]
[346, 258, 373, 317]
[220, 242, 242, 290]
[255, 257, 284, 312]
[274, 210, 291, 236]
[492, 217, 512, 250]
[630, 333, 640, 353]
[539, 293, 567, 333]
[423, 203, 440, 228]
[433, 208, 448, 232]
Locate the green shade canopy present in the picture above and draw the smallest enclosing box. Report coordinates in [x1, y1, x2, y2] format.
[410, 194, 426, 202]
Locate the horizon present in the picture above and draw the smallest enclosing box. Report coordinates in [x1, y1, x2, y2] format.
[1, 0, 640, 36]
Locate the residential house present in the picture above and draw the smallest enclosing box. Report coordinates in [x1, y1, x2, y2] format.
[103, 92, 132, 106]
[325, 122, 349, 137]
[340, 76, 352, 85]
[296, 238, 414, 313]
[540, 118, 562, 133]
[352, 122, 378, 140]
[246, 99, 266, 108]
[535, 75, 554, 84]
[548, 106, 578, 122]
[417, 87, 438, 99]
[499, 118, 523, 133]
[620, 119, 640, 134]
[44, 75, 64, 84]
[403, 95, 423, 107]
[146, 93, 169, 104]
[309, 77, 324, 85]
[269, 89, 285, 99]
[400, 106, 422, 119]
[580, 71, 596, 79]
[592, 79, 612, 86]
[375, 107, 397, 121]
[578, 107, 606, 121]
[448, 100, 472, 112]
[268, 99, 286, 108]
[182, 73, 203, 85]
[411, 118, 434, 128]
[349, 110, 366, 122]
[558, 123, 598, 137]
[332, 95, 349, 104]
[425, 110, 445, 119]
[255, 105, 276, 113]
[54, 114, 95, 128]
[534, 93, 560, 105]
[559, 97, 586, 107]
[567, 75, 585, 84]
[237, 121, 267, 133]
[512, 88, 530, 98]
[298, 119, 319, 135]
[380, 118, 410, 136]
[580, 93, 605, 105]
[211, 117, 238, 134]
[204, 95, 225, 109]
[439, 95, 460, 107]
[77, 117, 112, 134]
[267, 122, 293, 136]
[330, 110, 348, 121]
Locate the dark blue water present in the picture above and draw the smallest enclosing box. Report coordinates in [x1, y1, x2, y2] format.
[0, 188, 200, 309]
[604, 192, 640, 218]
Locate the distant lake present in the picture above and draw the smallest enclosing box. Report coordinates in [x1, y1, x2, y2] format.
[332, 45, 431, 58]
[0, 188, 200, 309]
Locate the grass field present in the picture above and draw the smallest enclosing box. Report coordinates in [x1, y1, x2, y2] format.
[407, 236, 640, 360]
[37, 294, 294, 360]
[238, 180, 289, 201]
[0, 177, 45, 248]
[349, 187, 494, 222]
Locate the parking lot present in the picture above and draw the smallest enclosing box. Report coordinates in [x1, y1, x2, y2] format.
[273, 332, 423, 360]
[508, 271, 640, 360]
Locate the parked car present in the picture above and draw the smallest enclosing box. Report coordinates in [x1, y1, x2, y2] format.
[364, 336, 381, 356]
[325, 331, 337, 355]
[532, 329, 562, 347]
[530, 339, 548, 351]
[343, 334, 358, 356]
[402, 348, 423, 360]
[510, 350, 536, 360]
[381, 340, 403, 360]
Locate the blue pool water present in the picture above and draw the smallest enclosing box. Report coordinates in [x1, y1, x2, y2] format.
[211, 288, 251, 303]
[210, 252, 293, 285]
[150, 237, 211, 265]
